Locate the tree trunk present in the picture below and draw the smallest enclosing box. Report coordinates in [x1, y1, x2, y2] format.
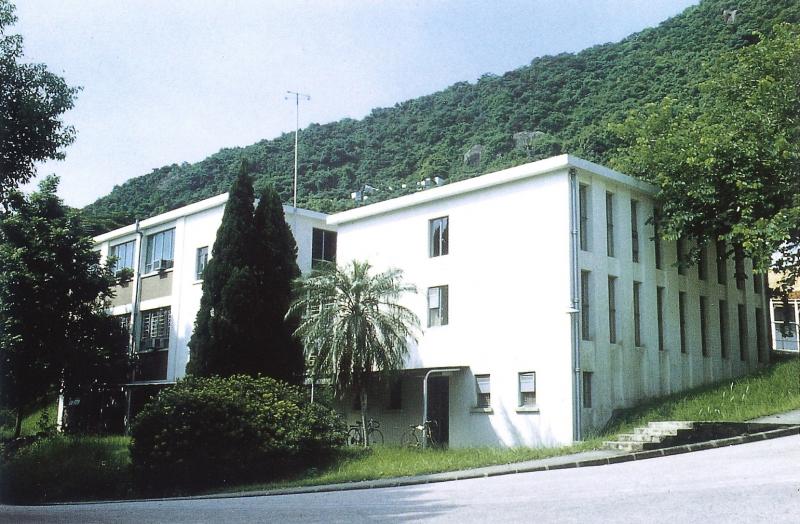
[360, 390, 368, 448]
[14, 405, 23, 439]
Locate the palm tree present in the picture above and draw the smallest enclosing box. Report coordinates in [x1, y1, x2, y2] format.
[288, 260, 419, 446]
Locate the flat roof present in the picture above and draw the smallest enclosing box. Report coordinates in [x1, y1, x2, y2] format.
[94, 192, 329, 243]
[328, 154, 656, 226]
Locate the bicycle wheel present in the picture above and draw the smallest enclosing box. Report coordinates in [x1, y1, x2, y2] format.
[426, 421, 439, 447]
[400, 429, 418, 448]
[368, 428, 384, 446]
[347, 427, 362, 447]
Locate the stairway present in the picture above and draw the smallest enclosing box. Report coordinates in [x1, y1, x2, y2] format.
[603, 421, 695, 452]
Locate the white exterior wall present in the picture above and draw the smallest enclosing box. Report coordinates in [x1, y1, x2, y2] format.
[332, 166, 576, 447]
[95, 195, 331, 383]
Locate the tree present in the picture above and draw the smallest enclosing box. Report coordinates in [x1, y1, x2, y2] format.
[0, 176, 127, 437]
[0, 1, 79, 204]
[288, 260, 419, 446]
[187, 167, 303, 381]
[610, 24, 800, 294]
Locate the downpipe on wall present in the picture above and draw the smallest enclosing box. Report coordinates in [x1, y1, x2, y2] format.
[568, 168, 582, 442]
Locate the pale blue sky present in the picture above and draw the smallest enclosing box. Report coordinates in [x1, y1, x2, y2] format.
[13, 0, 697, 207]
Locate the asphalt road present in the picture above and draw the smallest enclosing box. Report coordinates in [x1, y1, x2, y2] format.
[4, 435, 800, 523]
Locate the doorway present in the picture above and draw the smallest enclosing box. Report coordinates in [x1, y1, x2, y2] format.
[427, 376, 450, 446]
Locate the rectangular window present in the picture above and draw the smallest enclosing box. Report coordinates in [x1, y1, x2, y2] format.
[738, 304, 748, 361]
[579, 185, 589, 251]
[195, 246, 209, 280]
[657, 286, 665, 351]
[654, 210, 663, 270]
[140, 307, 171, 352]
[312, 228, 337, 267]
[580, 271, 591, 340]
[605, 192, 614, 257]
[110, 240, 136, 275]
[519, 372, 536, 407]
[475, 374, 491, 408]
[716, 240, 727, 284]
[753, 273, 762, 295]
[679, 292, 687, 354]
[700, 296, 709, 357]
[720, 300, 729, 358]
[773, 304, 799, 352]
[388, 378, 402, 410]
[144, 228, 175, 273]
[677, 238, 687, 276]
[698, 245, 707, 281]
[427, 285, 449, 327]
[429, 216, 449, 257]
[633, 281, 642, 347]
[631, 200, 640, 263]
[608, 276, 617, 343]
[582, 372, 593, 408]
[734, 245, 745, 290]
[755, 307, 766, 363]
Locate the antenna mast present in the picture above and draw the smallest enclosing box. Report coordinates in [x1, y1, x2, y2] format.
[286, 90, 311, 208]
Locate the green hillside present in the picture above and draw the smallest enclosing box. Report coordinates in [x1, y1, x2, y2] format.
[83, 0, 800, 233]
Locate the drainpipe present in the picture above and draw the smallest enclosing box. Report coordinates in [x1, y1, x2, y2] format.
[125, 219, 145, 429]
[568, 168, 582, 442]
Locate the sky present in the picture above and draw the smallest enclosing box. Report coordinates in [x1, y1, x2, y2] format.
[12, 0, 698, 207]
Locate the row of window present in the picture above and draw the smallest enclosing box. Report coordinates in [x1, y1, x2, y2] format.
[579, 186, 763, 293]
[473, 371, 594, 409]
[581, 271, 766, 360]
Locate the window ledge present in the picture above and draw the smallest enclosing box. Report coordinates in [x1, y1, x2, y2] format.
[516, 406, 540, 413]
[142, 268, 174, 278]
[193, 279, 203, 285]
[470, 407, 493, 414]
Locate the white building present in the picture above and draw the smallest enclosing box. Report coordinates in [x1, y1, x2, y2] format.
[93, 194, 337, 414]
[329, 155, 770, 447]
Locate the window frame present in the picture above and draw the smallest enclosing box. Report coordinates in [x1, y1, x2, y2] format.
[657, 286, 665, 351]
[475, 374, 491, 408]
[608, 276, 617, 343]
[427, 285, 449, 327]
[144, 228, 175, 274]
[582, 371, 593, 409]
[195, 246, 209, 280]
[605, 192, 615, 257]
[429, 216, 449, 258]
[518, 372, 536, 407]
[633, 281, 642, 347]
[139, 307, 171, 352]
[580, 271, 591, 341]
[630, 199, 640, 263]
[312, 228, 337, 267]
[679, 291, 687, 353]
[110, 239, 136, 275]
[700, 296, 709, 357]
[579, 185, 589, 251]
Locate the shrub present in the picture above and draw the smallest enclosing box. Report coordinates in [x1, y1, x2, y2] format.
[129, 375, 345, 493]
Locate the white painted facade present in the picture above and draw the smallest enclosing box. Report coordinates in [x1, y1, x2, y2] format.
[329, 155, 770, 448]
[94, 194, 334, 389]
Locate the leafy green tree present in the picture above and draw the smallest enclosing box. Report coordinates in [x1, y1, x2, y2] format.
[0, 176, 127, 438]
[0, 1, 79, 203]
[288, 260, 419, 446]
[188, 168, 303, 381]
[610, 23, 800, 293]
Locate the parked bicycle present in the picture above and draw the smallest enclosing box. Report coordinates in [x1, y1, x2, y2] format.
[347, 418, 384, 447]
[400, 419, 439, 448]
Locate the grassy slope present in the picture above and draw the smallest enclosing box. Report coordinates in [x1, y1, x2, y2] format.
[0, 400, 58, 440]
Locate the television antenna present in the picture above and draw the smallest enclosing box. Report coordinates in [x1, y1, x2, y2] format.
[285, 91, 311, 208]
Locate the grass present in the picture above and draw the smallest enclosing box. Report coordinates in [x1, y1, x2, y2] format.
[0, 399, 58, 440]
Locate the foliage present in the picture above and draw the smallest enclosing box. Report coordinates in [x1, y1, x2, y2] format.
[83, 0, 800, 232]
[128, 375, 345, 493]
[0, 0, 79, 203]
[610, 23, 800, 292]
[0, 177, 129, 438]
[289, 260, 419, 445]
[187, 166, 302, 380]
[0, 435, 132, 504]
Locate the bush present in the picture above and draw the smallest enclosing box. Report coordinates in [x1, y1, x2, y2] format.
[129, 375, 345, 493]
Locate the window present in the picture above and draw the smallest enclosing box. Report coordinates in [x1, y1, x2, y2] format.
[720, 300, 729, 358]
[115, 314, 131, 337]
[195, 246, 208, 280]
[631, 200, 640, 262]
[427, 285, 449, 327]
[388, 378, 402, 410]
[608, 276, 617, 343]
[144, 228, 175, 273]
[738, 304, 748, 361]
[677, 238, 687, 275]
[475, 375, 491, 408]
[312, 228, 337, 267]
[753, 273, 763, 295]
[698, 245, 707, 281]
[734, 245, 745, 290]
[700, 296, 709, 357]
[657, 286, 665, 351]
[110, 240, 136, 275]
[633, 282, 642, 347]
[519, 372, 536, 407]
[716, 240, 727, 284]
[579, 185, 589, 251]
[772, 303, 798, 352]
[654, 210, 663, 270]
[755, 307, 766, 363]
[582, 372, 593, 408]
[679, 292, 687, 353]
[580, 271, 591, 340]
[429, 216, 449, 257]
[140, 307, 170, 352]
[605, 192, 614, 257]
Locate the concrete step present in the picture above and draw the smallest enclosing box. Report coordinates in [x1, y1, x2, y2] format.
[647, 421, 694, 430]
[603, 440, 646, 452]
[617, 433, 664, 443]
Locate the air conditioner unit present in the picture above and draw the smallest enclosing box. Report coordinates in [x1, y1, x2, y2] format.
[140, 339, 157, 352]
[155, 337, 169, 350]
[152, 259, 165, 272]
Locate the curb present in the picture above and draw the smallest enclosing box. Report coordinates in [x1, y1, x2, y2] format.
[49, 424, 800, 506]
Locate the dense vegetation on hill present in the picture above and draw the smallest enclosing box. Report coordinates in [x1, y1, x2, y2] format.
[83, 0, 800, 232]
